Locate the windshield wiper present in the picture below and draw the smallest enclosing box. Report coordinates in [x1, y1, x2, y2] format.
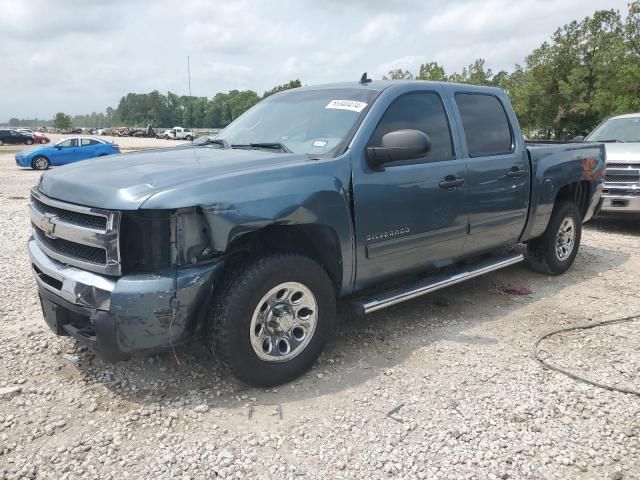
[596, 139, 625, 143]
[231, 142, 292, 153]
[193, 137, 230, 148]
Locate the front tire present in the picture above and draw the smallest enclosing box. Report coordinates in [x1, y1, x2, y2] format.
[31, 156, 50, 170]
[40, 138, 47, 144]
[25, 139, 34, 145]
[527, 201, 582, 275]
[186, 135, 193, 141]
[209, 253, 336, 387]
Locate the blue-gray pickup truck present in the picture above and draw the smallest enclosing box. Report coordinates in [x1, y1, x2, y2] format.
[28, 78, 605, 386]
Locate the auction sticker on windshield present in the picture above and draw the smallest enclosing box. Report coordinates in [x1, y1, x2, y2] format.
[325, 100, 368, 112]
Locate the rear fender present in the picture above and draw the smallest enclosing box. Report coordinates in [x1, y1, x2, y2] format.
[521, 144, 605, 241]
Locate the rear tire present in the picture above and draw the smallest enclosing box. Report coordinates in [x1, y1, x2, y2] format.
[527, 201, 582, 275]
[40, 138, 47, 144]
[209, 253, 336, 387]
[25, 138, 34, 145]
[186, 135, 193, 141]
[31, 156, 49, 170]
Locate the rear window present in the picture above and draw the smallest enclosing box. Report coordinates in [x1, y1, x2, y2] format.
[455, 93, 513, 157]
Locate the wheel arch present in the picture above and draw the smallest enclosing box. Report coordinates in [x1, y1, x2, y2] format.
[554, 180, 592, 219]
[522, 179, 593, 242]
[225, 223, 344, 293]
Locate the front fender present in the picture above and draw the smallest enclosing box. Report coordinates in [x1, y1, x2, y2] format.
[200, 175, 354, 294]
[141, 155, 356, 295]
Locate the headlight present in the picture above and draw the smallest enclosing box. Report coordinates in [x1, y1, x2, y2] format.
[120, 210, 173, 274]
[120, 208, 216, 274]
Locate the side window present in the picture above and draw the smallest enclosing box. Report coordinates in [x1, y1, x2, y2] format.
[455, 93, 513, 157]
[59, 139, 77, 148]
[81, 138, 98, 146]
[370, 92, 454, 160]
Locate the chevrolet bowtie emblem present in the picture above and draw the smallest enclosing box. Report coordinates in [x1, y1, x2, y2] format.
[40, 213, 57, 237]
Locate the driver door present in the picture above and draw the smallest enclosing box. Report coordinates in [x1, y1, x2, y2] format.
[351, 90, 468, 289]
[55, 138, 79, 164]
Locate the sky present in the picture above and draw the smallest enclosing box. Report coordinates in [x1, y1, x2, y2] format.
[0, 0, 631, 119]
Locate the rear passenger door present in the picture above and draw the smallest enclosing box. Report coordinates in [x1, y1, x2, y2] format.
[453, 92, 529, 254]
[78, 138, 100, 160]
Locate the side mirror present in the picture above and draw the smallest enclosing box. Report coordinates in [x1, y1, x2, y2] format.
[367, 129, 432, 168]
[572, 135, 585, 142]
[56, 144, 62, 149]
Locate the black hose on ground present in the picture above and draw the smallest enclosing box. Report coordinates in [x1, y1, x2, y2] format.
[533, 314, 640, 397]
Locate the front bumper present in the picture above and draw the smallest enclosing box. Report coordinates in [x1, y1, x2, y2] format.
[600, 192, 640, 213]
[29, 238, 225, 361]
[15, 155, 29, 167]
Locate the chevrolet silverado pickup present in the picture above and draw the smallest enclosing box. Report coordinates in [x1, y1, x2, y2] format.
[583, 112, 640, 213]
[28, 79, 605, 386]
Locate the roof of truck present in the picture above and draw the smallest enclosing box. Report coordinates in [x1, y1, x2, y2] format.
[293, 79, 504, 94]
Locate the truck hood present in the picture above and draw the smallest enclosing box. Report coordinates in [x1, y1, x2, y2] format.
[601, 142, 640, 163]
[38, 146, 313, 210]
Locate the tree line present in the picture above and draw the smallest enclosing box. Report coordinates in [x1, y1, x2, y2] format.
[384, 3, 639, 138]
[7, 3, 639, 139]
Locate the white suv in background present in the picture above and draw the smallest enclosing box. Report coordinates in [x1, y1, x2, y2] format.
[585, 113, 640, 214]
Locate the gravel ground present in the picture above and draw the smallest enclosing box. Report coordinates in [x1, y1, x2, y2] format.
[0, 147, 639, 480]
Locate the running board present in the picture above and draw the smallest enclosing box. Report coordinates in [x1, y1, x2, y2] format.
[353, 252, 524, 315]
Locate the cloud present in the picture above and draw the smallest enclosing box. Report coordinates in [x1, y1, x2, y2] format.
[0, 0, 631, 119]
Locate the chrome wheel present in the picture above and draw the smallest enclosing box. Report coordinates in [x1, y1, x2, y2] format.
[250, 281, 318, 362]
[555, 216, 576, 261]
[33, 157, 48, 170]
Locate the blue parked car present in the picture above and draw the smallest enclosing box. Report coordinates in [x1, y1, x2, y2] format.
[15, 136, 120, 170]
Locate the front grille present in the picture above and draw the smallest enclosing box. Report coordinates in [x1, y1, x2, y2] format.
[33, 265, 63, 290]
[30, 189, 121, 276]
[605, 173, 640, 183]
[607, 163, 640, 169]
[33, 225, 107, 265]
[31, 196, 107, 230]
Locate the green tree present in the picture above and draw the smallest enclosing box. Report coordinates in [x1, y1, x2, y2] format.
[449, 59, 494, 85]
[53, 112, 72, 130]
[417, 62, 447, 81]
[263, 79, 302, 98]
[382, 69, 414, 80]
[626, 0, 640, 54]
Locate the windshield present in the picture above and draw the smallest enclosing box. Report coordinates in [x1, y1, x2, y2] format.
[216, 88, 378, 156]
[586, 116, 640, 142]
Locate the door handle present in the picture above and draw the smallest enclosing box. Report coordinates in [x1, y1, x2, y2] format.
[439, 176, 465, 189]
[507, 166, 527, 178]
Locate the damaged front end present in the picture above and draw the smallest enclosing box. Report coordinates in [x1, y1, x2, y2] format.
[30, 199, 226, 361]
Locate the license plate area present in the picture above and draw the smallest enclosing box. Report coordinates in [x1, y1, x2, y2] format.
[39, 294, 94, 336]
[39, 295, 69, 335]
[611, 199, 629, 208]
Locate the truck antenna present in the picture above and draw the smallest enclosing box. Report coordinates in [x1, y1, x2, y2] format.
[360, 72, 372, 84]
